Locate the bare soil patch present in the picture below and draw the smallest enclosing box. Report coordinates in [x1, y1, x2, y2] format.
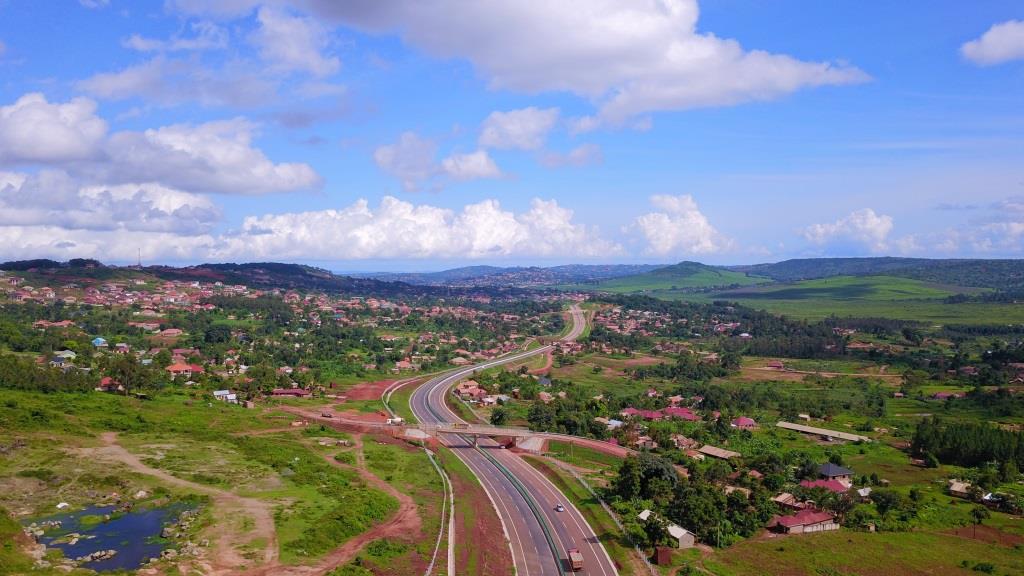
[946, 524, 1024, 547]
[527, 351, 554, 375]
[336, 409, 388, 423]
[344, 379, 398, 401]
[81, 433, 277, 576]
[622, 356, 663, 367]
[446, 453, 513, 576]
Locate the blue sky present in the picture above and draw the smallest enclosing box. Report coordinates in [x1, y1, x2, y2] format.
[0, 0, 1022, 270]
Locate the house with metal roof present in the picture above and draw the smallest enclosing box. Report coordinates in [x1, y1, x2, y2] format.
[819, 462, 854, 484]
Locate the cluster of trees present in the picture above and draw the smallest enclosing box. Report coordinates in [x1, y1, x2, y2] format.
[630, 352, 738, 382]
[0, 354, 96, 392]
[586, 323, 652, 350]
[912, 417, 1024, 471]
[610, 453, 777, 547]
[205, 296, 295, 328]
[595, 295, 846, 360]
[525, 399, 609, 437]
[822, 316, 918, 338]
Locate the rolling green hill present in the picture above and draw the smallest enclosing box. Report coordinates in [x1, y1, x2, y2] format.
[567, 261, 766, 293]
[714, 275, 958, 301]
[732, 257, 1024, 290]
[671, 275, 1024, 324]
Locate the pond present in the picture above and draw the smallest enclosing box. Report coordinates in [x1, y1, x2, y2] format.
[25, 503, 190, 572]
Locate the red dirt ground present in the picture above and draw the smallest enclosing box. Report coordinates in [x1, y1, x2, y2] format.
[527, 351, 554, 375]
[946, 524, 1024, 547]
[335, 409, 388, 423]
[445, 451, 514, 576]
[621, 356, 663, 367]
[243, 433, 424, 576]
[343, 379, 399, 400]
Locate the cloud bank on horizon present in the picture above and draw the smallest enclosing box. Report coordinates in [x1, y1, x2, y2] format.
[0, 0, 1021, 266]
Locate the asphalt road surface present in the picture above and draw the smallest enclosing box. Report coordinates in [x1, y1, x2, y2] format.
[410, 305, 617, 576]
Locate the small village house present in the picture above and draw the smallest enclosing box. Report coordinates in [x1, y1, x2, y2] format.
[771, 509, 838, 535]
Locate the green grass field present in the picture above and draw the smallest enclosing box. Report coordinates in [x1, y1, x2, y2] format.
[720, 275, 960, 301]
[657, 275, 1024, 324]
[363, 441, 443, 563]
[546, 440, 624, 469]
[564, 264, 764, 293]
[703, 528, 1024, 576]
[386, 381, 420, 424]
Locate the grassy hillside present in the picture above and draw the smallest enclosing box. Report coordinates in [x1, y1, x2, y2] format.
[568, 261, 765, 293]
[733, 257, 1024, 289]
[717, 275, 959, 301]
[668, 275, 1024, 324]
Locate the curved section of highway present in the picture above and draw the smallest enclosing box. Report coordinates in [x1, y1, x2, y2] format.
[411, 305, 617, 575]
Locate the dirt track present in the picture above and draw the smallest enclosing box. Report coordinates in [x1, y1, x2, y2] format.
[86, 432, 277, 575]
[90, 430, 422, 576]
[244, 434, 423, 576]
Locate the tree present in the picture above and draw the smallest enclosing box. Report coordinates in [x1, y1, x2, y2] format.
[642, 515, 670, 548]
[614, 456, 643, 501]
[108, 354, 146, 396]
[999, 459, 1019, 483]
[490, 406, 508, 426]
[204, 324, 232, 344]
[970, 506, 990, 538]
[526, 402, 555, 431]
[153, 349, 172, 369]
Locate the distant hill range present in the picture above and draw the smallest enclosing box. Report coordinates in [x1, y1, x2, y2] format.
[4, 257, 1024, 294]
[572, 261, 767, 293]
[0, 259, 444, 297]
[358, 264, 661, 287]
[729, 257, 1024, 290]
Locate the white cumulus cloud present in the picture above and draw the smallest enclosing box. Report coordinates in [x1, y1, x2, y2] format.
[632, 194, 730, 255]
[539, 144, 603, 168]
[251, 6, 340, 77]
[98, 118, 322, 195]
[961, 20, 1024, 66]
[373, 132, 439, 192]
[0, 93, 107, 165]
[214, 196, 620, 260]
[375, 132, 503, 190]
[0, 170, 220, 234]
[304, 0, 868, 125]
[78, 57, 279, 108]
[803, 208, 893, 252]
[124, 21, 228, 52]
[479, 107, 560, 150]
[441, 150, 502, 181]
[0, 93, 321, 196]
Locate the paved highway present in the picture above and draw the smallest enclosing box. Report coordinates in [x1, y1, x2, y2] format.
[410, 305, 617, 575]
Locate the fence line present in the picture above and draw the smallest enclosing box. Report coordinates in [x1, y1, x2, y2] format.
[548, 459, 658, 576]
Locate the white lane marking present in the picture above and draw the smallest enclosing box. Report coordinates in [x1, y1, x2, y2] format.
[504, 452, 617, 576]
[455, 444, 534, 576]
[408, 307, 586, 574]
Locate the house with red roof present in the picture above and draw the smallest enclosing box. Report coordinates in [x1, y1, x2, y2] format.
[166, 363, 204, 379]
[731, 416, 758, 430]
[620, 407, 664, 420]
[663, 406, 700, 421]
[96, 376, 123, 393]
[799, 479, 849, 494]
[771, 508, 838, 534]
